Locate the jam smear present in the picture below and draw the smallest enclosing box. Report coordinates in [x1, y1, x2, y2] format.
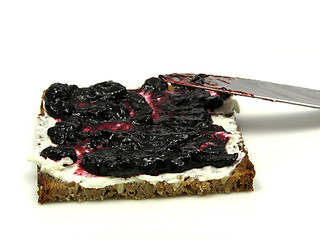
[42, 76, 238, 178]
[41, 146, 77, 162]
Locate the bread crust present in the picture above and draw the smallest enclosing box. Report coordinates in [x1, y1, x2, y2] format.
[36, 90, 255, 204]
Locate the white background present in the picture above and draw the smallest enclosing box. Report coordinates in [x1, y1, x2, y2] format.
[1, 0, 320, 239]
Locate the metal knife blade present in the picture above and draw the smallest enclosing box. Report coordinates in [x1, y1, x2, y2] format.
[159, 73, 320, 109]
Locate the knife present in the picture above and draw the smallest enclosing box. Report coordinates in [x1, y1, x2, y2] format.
[159, 73, 320, 109]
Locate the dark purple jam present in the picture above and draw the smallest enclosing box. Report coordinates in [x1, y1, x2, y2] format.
[41, 76, 238, 178]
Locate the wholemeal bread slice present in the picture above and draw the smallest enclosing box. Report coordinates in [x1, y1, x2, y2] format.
[31, 76, 255, 204]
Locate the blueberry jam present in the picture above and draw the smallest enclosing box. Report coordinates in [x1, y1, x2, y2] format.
[42, 76, 238, 178]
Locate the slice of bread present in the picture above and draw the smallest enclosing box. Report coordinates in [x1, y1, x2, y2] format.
[32, 78, 255, 204]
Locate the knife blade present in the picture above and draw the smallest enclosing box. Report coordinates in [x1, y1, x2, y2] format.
[159, 73, 320, 109]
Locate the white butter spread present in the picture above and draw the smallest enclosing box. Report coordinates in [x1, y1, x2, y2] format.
[28, 97, 245, 188]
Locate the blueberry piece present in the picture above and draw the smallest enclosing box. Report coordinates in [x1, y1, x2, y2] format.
[118, 136, 137, 151]
[92, 129, 115, 139]
[73, 101, 130, 123]
[81, 151, 139, 177]
[70, 87, 97, 103]
[44, 100, 74, 119]
[170, 94, 192, 106]
[142, 155, 167, 176]
[114, 157, 140, 177]
[90, 130, 142, 150]
[125, 92, 153, 124]
[167, 156, 187, 172]
[80, 152, 106, 175]
[116, 133, 142, 151]
[166, 143, 181, 152]
[157, 101, 179, 114]
[129, 92, 149, 104]
[205, 124, 226, 133]
[143, 153, 191, 175]
[89, 130, 116, 148]
[211, 153, 238, 168]
[196, 151, 238, 168]
[141, 77, 168, 92]
[132, 114, 153, 125]
[180, 115, 208, 128]
[41, 146, 77, 162]
[47, 120, 82, 145]
[70, 81, 127, 104]
[44, 83, 71, 104]
[165, 89, 211, 114]
[76, 131, 90, 141]
[92, 81, 127, 100]
[44, 83, 74, 119]
[156, 114, 211, 128]
[204, 96, 224, 110]
[201, 144, 226, 155]
[127, 92, 153, 114]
